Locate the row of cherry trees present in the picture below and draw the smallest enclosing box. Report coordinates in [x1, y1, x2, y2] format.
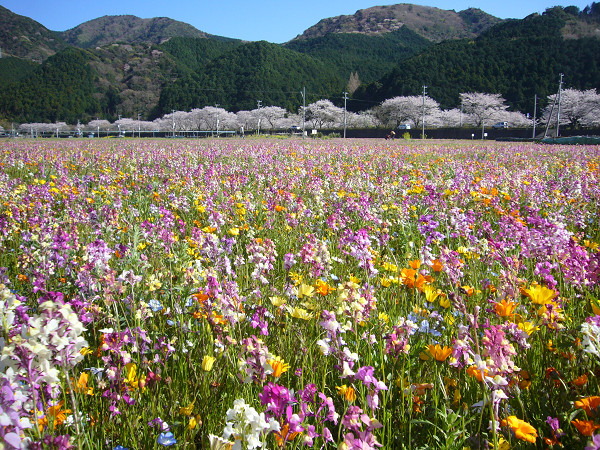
[15, 89, 600, 134]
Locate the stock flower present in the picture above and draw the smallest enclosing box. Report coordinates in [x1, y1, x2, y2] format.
[202, 355, 216, 371]
[501, 415, 538, 443]
[572, 419, 600, 436]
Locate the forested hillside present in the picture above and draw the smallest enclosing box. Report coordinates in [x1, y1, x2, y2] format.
[284, 27, 431, 84]
[0, 48, 99, 123]
[155, 41, 345, 115]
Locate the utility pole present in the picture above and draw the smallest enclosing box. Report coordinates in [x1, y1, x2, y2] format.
[343, 91, 348, 139]
[171, 110, 175, 137]
[215, 104, 220, 137]
[460, 101, 463, 127]
[556, 73, 564, 137]
[302, 87, 306, 139]
[137, 113, 141, 138]
[256, 100, 262, 135]
[532, 94, 537, 139]
[422, 85, 427, 139]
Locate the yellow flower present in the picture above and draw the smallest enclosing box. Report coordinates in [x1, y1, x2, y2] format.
[179, 402, 195, 416]
[591, 297, 600, 315]
[228, 227, 239, 236]
[269, 296, 286, 307]
[202, 355, 216, 372]
[297, 283, 315, 299]
[494, 298, 518, 318]
[422, 285, 440, 303]
[73, 372, 94, 396]
[286, 306, 314, 320]
[188, 415, 201, 430]
[268, 356, 290, 378]
[439, 296, 451, 309]
[315, 279, 335, 296]
[124, 363, 141, 390]
[521, 284, 557, 305]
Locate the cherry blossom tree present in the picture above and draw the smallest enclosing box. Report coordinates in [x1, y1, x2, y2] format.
[255, 106, 287, 129]
[375, 96, 440, 128]
[437, 108, 463, 127]
[303, 100, 344, 129]
[543, 88, 600, 128]
[459, 92, 509, 127]
[85, 120, 112, 131]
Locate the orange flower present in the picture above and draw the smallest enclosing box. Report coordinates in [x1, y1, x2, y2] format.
[570, 374, 588, 388]
[268, 356, 290, 378]
[72, 372, 94, 396]
[494, 298, 518, 317]
[571, 419, 600, 436]
[466, 365, 489, 382]
[421, 344, 453, 362]
[575, 396, 600, 417]
[336, 384, 357, 402]
[400, 268, 417, 288]
[430, 259, 443, 272]
[315, 279, 335, 296]
[38, 401, 72, 432]
[501, 416, 538, 443]
[460, 285, 474, 296]
[274, 205, 285, 212]
[274, 423, 300, 447]
[409, 259, 421, 270]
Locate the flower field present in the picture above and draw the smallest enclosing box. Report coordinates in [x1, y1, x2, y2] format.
[1, 138, 600, 449]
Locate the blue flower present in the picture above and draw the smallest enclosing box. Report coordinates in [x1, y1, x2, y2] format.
[158, 432, 177, 446]
[113, 446, 129, 450]
[149, 299, 163, 312]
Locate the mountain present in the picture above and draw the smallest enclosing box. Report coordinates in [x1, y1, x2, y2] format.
[1, 3, 600, 125]
[0, 5, 67, 61]
[353, 6, 600, 112]
[292, 4, 503, 42]
[284, 26, 431, 84]
[60, 15, 229, 48]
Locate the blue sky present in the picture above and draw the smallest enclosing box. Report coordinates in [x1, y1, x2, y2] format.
[2, 0, 594, 43]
